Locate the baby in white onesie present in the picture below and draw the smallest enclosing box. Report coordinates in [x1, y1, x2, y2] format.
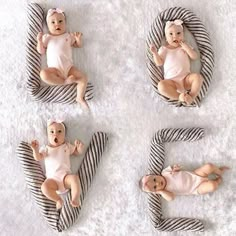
[150, 19, 203, 105]
[140, 163, 229, 201]
[36, 8, 89, 109]
[31, 119, 84, 210]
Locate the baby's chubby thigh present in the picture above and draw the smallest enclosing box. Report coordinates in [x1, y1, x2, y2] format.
[40, 67, 66, 85]
[158, 79, 178, 93]
[64, 173, 81, 189]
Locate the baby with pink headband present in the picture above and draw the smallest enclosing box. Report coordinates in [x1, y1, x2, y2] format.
[36, 8, 89, 109]
[150, 20, 203, 105]
[30, 119, 84, 209]
[139, 164, 229, 201]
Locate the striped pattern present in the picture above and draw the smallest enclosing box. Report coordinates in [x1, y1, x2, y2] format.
[26, 3, 93, 104]
[148, 128, 205, 232]
[16, 132, 108, 232]
[146, 7, 214, 107]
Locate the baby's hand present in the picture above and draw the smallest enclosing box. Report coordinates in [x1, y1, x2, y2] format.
[74, 140, 84, 154]
[150, 44, 157, 54]
[37, 32, 43, 42]
[180, 41, 190, 51]
[72, 32, 83, 40]
[171, 164, 181, 174]
[30, 140, 39, 151]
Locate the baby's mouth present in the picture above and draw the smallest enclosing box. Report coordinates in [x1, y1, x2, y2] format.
[173, 40, 178, 43]
[56, 27, 61, 31]
[54, 137, 58, 143]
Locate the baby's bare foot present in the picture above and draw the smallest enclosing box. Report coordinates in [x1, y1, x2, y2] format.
[65, 75, 77, 84]
[76, 98, 89, 110]
[70, 199, 81, 208]
[219, 166, 230, 175]
[215, 175, 222, 185]
[56, 199, 63, 210]
[184, 94, 194, 105]
[179, 93, 185, 102]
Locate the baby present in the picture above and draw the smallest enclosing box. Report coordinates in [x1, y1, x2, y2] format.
[139, 163, 229, 201]
[36, 8, 89, 109]
[30, 119, 84, 209]
[150, 19, 203, 105]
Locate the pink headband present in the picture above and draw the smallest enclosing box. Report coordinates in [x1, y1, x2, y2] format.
[47, 119, 65, 130]
[46, 8, 65, 22]
[165, 19, 183, 33]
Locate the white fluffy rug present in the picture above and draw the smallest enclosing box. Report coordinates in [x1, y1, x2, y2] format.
[0, 0, 236, 235]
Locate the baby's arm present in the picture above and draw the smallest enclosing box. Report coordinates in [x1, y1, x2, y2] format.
[30, 140, 44, 161]
[157, 190, 175, 201]
[149, 44, 164, 66]
[71, 32, 83, 48]
[180, 41, 198, 60]
[36, 32, 46, 54]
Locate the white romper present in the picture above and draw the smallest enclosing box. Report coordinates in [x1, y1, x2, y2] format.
[40, 142, 76, 193]
[162, 166, 208, 195]
[42, 33, 76, 78]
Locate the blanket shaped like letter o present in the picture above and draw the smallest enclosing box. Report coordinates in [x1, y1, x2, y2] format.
[16, 132, 108, 232]
[148, 128, 204, 232]
[26, 3, 93, 104]
[147, 7, 214, 107]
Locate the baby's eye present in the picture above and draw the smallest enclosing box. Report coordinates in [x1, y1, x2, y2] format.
[59, 20, 63, 23]
[153, 178, 156, 182]
[52, 21, 55, 24]
[170, 33, 173, 35]
[58, 130, 62, 133]
[177, 32, 181, 35]
[50, 130, 54, 134]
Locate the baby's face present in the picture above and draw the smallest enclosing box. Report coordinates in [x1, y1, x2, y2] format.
[47, 12, 66, 35]
[47, 123, 65, 147]
[141, 175, 166, 193]
[165, 25, 184, 48]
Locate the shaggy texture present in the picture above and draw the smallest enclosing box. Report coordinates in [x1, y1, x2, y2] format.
[0, 0, 235, 236]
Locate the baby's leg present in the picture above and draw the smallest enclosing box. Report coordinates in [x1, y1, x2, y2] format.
[197, 177, 222, 195]
[64, 174, 81, 207]
[194, 163, 229, 177]
[41, 179, 63, 209]
[158, 79, 179, 100]
[68, 66, 89, 109]
[40, 68, 65, 85]
[184, 73, 203, 100]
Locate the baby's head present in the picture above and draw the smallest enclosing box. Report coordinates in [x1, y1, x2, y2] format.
[46, 8, 66, 35]
[139, 174, 166, 193]
[47, 119, 66, 147]
[165, 19, 184, 48]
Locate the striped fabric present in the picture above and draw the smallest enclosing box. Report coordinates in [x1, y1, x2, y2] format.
[16, 132, 108, 232]
[148, 128, 205, 232]
[26, 3, 93, 104]
[146, 7, 214, 107]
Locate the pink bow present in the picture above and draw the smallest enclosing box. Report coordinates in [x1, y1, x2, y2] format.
[165, 19, 183, 32]
[46, 8, 64, 22]
[47, 118, 65, 127]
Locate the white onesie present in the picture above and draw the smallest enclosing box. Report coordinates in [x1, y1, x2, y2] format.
[162, 166, 208, 195]
[40, 142, 76, 193]
[42, 33, 76, 78]
[158, 46, 191, 80]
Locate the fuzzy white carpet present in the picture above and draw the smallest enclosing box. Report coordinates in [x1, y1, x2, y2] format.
[0, 0, 236, 235]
